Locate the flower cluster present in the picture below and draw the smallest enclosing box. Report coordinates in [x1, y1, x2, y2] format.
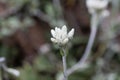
[51, 25, 74, 45]
[86, 0, 109, 16]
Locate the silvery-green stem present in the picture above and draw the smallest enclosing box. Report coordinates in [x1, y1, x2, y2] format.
[79, 13, 99, 64]
[64, 13, 99, 77]
[62, 49, 67, 80]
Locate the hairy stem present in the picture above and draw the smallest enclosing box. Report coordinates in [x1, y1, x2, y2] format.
[79, 13, 98, 64]
[64, 14, 99, 78]
[62, 49, 68, 80]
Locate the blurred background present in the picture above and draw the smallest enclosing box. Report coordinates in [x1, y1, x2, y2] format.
[0, 0, 120, 80]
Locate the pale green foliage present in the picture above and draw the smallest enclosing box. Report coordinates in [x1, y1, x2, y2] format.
[19, 56, 56, 80]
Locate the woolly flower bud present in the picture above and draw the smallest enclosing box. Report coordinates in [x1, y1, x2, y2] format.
[86, 0, 109, 14]
[51, 25, 74, 45]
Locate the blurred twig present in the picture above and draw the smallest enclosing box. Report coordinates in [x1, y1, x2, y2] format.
[53, 0, 61, 11]
[31, 10, 52, 24]
[0, 7, 20, 18]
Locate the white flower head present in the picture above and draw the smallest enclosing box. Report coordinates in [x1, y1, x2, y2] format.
[86, 0, 109, 14]
[51, 25, 74, 45]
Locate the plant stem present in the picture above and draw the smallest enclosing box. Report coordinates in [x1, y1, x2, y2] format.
[79, 13, 99, 64]
[65, 13, 99, 77]
[58, 13, 99, 80]
[62, 49, 67, 80]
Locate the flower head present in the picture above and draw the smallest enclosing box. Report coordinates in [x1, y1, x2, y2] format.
[86, 0, 109, 14]
[51, 25, 74, 45]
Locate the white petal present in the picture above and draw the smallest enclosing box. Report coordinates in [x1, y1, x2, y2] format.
[51, 29, 56, 38]
[62, 25, 67, 33]
[55, 27, 58, 31]
[68, 28, 74, 39]
[55, 27, 61, 34]
[55, 27, 60, 32]
[51, 38, 57, 43]
[55, 27, 62, 40]
[61, 25, 67, 39]
[62, 38, 69, 45]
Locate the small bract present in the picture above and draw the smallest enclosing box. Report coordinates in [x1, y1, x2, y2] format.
[51, 25, 74, 45]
